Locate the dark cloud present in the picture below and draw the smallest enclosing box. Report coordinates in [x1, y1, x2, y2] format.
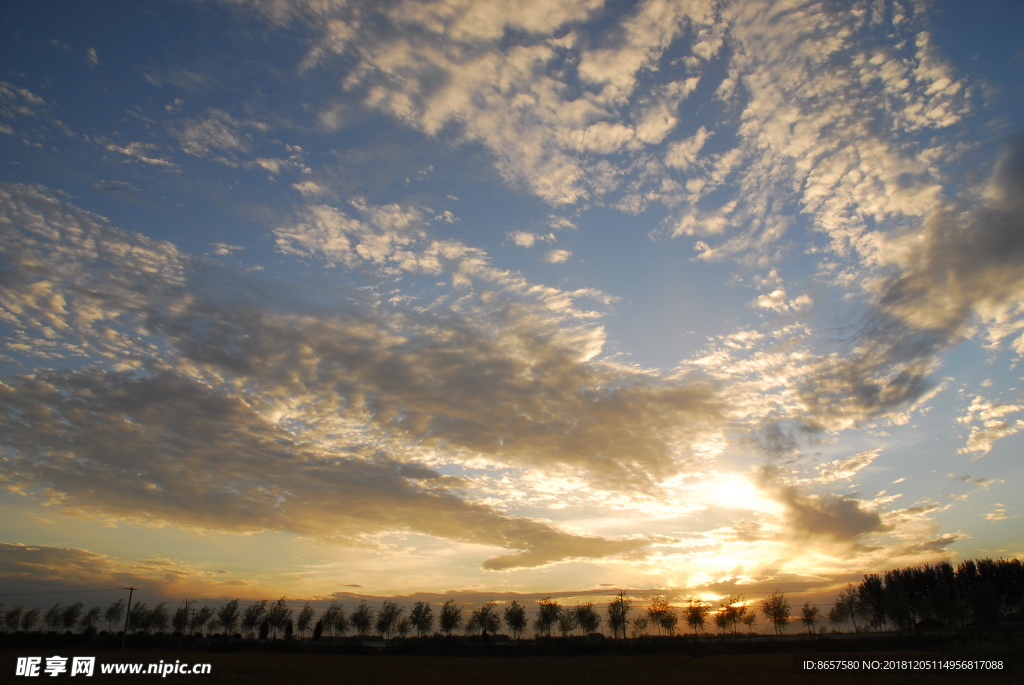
[758, 470, 889, 544]
[0, 368, 647, 570]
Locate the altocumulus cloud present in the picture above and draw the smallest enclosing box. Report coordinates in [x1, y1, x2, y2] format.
[0, 184, 726, 569]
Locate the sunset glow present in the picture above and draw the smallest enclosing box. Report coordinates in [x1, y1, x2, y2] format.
[1, 0, 1022, 611]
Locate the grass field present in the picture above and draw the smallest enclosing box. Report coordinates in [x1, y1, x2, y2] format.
[2, 651, 1016, 684]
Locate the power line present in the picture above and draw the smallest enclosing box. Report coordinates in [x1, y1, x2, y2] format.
[0, 588, 124, 597]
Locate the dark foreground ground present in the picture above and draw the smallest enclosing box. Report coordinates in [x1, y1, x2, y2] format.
[1, 650, 1017, 685]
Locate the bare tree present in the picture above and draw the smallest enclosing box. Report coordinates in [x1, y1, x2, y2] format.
[503, 601, 527, 640]
[607, 592, 631, 639]
[439, 600, 461, 636]
[760, 590, 790, 635]
[800, 602, 819, 635]
[410, 601, 434, 637]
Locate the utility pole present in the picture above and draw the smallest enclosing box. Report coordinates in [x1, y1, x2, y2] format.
[121, 586, 138, 650]
[179, 598, 190, 652]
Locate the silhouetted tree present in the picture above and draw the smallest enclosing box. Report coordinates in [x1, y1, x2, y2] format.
[828, 584, 859, 632]
[685, 597, 709, 635]
[334, 606, 350, 637]
[44, 604, 62, 632]
[267, 599, 292, 639]
[105, 600, 126, 634]
[503, 601, 526, 639]
[150, 603, 169, 633]
[258, 618, 269, 640]
[351, 601, 374, 636]
[713, 610, 730, 634]
[471, 603, 500, 635]
[534, 597, 561, 638]
[22, 608, 40, 632]
[312, 619, 323, 641]
[575, 602, 602, 635]
[193, 606, 214, 635]
[410, 601, 434, 637]
[760, 590, 789, 635]
[375, 600, 403, 639]
[439, 600, 462, 636]
[321, 603, 341, 638]
[208, 615, 223, 635]
[396, 617, 411, 638]
[241, 601, 267, 639]
[79, 605, 101, 632]
[718, 595, 746, 635]
[607, 592, 631, 639]
[60, 602, 83, 632]
[173, 606, 188, 636]
[297, 603, 315, 638]
[630, 614, 649, 638]
[800, 602, 819, 634]
[740, 609, 758, 633]
[127, 602, 150, 633]
[556, 607, 578, 637]
[218, 600, 240, 636]
[858, 575, 886, 631]
[5, 606, 23, 633]
[284, 619, 293, 640]
[647, 597, 670, 636]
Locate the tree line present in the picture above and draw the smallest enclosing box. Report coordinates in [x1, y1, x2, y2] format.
[2, 557, 1018, 641]
[826, 557, 1023, 632]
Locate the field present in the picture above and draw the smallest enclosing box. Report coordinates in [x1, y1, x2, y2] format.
[2, 651, 1016, 685]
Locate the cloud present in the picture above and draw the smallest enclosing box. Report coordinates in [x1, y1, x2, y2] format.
[0, 542, 257, 598]
[241, 0, 719, 205]
[815, 449, 880, 483]
[774, 484, 890, 544]
[210, 242, 245, 256]
[85, 48, 99, 66]
[0, 183, 726, 568]
[175, 109, 273, 160]
[873, 137, 1024, 340]
[544, 248, 572, 263]
[104, 141, 177, 167]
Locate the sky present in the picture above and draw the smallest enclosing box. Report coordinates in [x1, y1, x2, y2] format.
[1, 0, 1022, 613]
